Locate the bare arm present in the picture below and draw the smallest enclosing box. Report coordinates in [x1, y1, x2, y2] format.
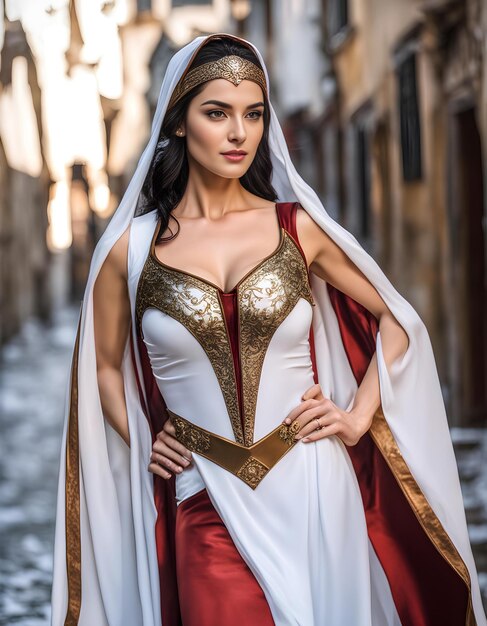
[93, 225, 192, 476]
[93, 226, 132, 447]
[282, 207, 409, 445]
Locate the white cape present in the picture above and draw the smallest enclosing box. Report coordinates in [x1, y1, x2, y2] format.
[50, 33, 486, 626]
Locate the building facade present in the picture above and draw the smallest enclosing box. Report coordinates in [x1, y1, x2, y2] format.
[241, 0, 486, 426]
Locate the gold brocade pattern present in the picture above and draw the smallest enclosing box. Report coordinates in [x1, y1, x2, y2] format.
[236, 457, 269, 488]
[135, 215, 315, 448]
[166, 408, 299, 489]
[172, 414, 211, 453]
[238, 232, 315, 445]
[278, 420, 301, 446]
[369, 408, 476, 626]
[135, 254, 245, 445]
[168, 55, 268, 110]
[64, 304, 82, 625]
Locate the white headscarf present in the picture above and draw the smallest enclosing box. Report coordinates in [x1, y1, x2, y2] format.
[50, 33, 486, 626]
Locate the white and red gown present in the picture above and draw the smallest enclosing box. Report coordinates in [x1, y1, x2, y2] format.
[51, 31, 485, 625]
[129, 201, 475, 625]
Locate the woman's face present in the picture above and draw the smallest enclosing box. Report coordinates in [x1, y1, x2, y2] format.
[180, 77, 265, 179]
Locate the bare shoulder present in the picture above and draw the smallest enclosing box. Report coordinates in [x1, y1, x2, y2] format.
[295, 204, 334, 267]
[295, 204, 323, 235]
[103, 224, 131, 281]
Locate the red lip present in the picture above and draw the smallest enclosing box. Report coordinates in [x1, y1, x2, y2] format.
[221, 150, 247, 155]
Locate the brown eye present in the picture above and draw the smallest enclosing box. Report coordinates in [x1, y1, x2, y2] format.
[206, 110, 263, 120]
[207, 110, 225, 118]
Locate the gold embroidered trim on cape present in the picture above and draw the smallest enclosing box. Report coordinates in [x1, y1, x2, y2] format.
[168, 408, 301, 489]
[64, 304, 82, 625]
[369, 408, 476, 626]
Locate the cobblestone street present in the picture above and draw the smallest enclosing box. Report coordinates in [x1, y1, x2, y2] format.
[0, 306, 486, 624]
[0, 306, 79, 626]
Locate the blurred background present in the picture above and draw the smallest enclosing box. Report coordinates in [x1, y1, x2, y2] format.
[0, 0, 486, 622]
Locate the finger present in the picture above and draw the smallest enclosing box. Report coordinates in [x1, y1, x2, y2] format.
[163, 419, 176, 434]
[295, 414, 335, 438]
[148, 461, 172, 479]
[283, 398, 319, 424]
[291, 404, 335, 429]
[301, 384, 324, 401]
[150, 451, 186, 474]
[152, 440, 192, 466]
[283, 397, 332, 426]
[156, 430, 192, 461]
[301, 422, 340, 442]
[289, 397, 337, 426]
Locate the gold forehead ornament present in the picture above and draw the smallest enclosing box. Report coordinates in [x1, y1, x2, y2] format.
[167, 54, 268, 110]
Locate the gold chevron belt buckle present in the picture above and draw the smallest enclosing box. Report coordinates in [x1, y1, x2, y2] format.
[167, 409, 301, 489]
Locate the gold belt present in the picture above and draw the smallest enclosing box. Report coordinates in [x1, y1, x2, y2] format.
[167, 408, 301, 489]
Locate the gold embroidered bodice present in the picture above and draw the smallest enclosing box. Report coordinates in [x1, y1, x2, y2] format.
[135, 207, 315, 447]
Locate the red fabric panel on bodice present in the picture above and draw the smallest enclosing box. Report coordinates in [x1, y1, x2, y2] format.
[219, 292, 244, 429]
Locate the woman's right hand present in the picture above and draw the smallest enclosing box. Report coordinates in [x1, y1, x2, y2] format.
[148, 418, 193, 479]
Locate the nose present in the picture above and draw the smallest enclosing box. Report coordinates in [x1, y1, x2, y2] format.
[228, 117, 247, 143]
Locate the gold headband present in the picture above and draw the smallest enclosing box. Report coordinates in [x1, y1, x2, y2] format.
[167, 54, 267, 110]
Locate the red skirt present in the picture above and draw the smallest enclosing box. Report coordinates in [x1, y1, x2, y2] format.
[175, 488, 275, 626]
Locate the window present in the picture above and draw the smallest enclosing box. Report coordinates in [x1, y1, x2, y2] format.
[171, 0, 212, 5]
[327, 0, 349, 37]
[356, 126, 370, 238]
[136, 0, 151, 11]
[397, 53, 422, 181]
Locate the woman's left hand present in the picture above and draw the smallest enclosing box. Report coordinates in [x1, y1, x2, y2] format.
[282, 383, 373, 447]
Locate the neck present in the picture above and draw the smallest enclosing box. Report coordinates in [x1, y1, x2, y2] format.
[172, 171, 252, 222]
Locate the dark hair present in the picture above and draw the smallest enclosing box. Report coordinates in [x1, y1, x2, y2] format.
[139, 35, 277, 244]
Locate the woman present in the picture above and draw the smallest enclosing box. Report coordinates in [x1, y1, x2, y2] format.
[50, 33, 487, 626]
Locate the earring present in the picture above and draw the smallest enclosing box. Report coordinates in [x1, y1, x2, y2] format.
[176, 129, 184, 137]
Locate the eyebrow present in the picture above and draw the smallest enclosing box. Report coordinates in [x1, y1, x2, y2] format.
[200, 99, 265, 109]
